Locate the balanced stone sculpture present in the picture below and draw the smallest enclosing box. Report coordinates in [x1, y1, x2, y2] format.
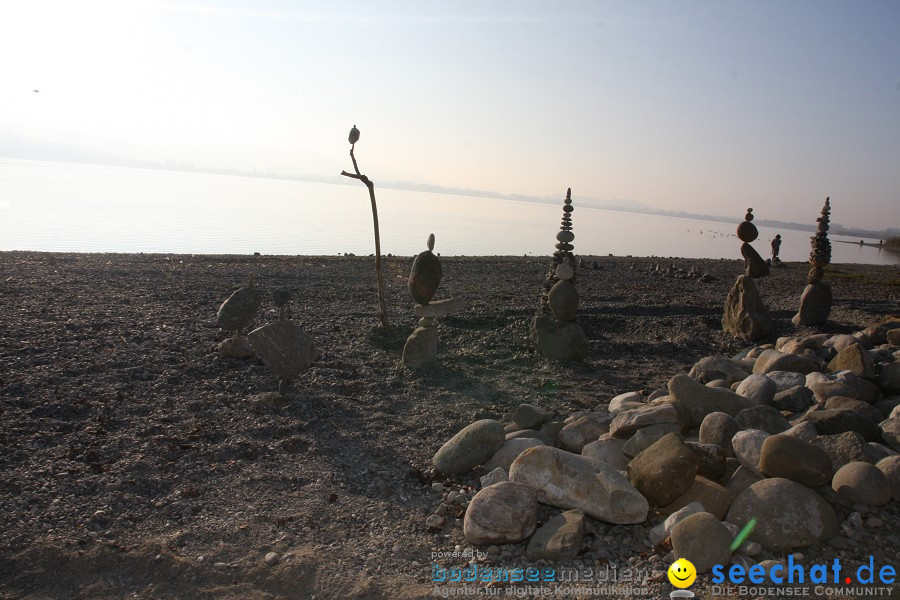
[530, 188, 588, 361]
[403, 234, 464, 368]
[216, 273, 262, 358]
[723, 208, 773, 341]
[792, 197, 833, 325]
[247, 290, 317, 395]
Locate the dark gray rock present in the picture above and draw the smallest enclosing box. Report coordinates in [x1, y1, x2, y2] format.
[726, 478, 838, 552]
[627, 433, 698, 507]
[408, 249, 442, 305]
[699, 412, 742, 457]
[770, 385, 815, 413]
[806, 409, 880, 442]
[735, 405, 790, 434]
[759, 434, 833, 487]
[247, 320, 316, 380]
[530, 315, 588, 361]
[792, 283, 832, 326]
[216, 286, 262, 332]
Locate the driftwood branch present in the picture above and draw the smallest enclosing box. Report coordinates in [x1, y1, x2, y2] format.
[341, 146, 390, 331]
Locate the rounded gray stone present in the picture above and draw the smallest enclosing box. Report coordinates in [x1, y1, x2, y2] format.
[433, 419, 505, 475]
[726, 478, 838, 552]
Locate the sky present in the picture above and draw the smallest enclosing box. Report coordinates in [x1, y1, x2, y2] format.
[1, 0, 899, 230]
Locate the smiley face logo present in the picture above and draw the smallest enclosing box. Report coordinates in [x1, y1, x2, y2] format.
[667, 558, 697, 588]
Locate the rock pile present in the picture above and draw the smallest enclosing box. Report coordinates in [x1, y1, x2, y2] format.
[426, 320, 900, 574]
[403, 234, 464, 369]
[530, 188, 588, 361]
[793, 197, 833, 326]
[723, 208, 773, 341]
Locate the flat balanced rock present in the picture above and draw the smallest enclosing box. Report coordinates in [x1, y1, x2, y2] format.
[247, 321, 317, 380]
[217, 286, 262, 332]
[408, 250, 442, 305]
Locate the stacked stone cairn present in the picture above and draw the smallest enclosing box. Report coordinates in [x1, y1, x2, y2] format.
[216, 273, 262, 359]
[403, 234, 464, 369]
[793, 197, 833, 326]
[425, 320, 900, 587]
[722, 208, 773, 341]
[530, 188, 588, 361]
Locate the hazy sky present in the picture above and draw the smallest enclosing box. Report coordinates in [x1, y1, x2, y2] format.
[2, 0, 898, 229]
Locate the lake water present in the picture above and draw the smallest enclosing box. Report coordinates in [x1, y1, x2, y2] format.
[1, 158, 897, 265]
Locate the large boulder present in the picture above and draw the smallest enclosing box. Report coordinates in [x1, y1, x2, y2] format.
[509, 446, 648, 524]
[626, 433, 698, 507]
[525, 509, 586, 561]
[699, 412, 741, 456]
[827, 344, 875, 380]
[671, 512, 733, 574]
[513, 404, 553, 430]
[402, 326, 438, 369]
[559, 416, 607, 453]
[531, 316, 588, 361]
[792, 283, 832, 326]
[484, 438, 545, 472]
[731, 430, 770, 475]
[608, 403, 679, 438]
[726, 478, 838, 552]
[805, 409, 881, 442]
[812, 431, 880, 472]
[660, 476, 735, 520]
[722, 275, 772, 341]
[216, 286, 262, 332]
[408, 249, 442, 305]
[753, 350, 821, 375]
[875, 456, 900, 501]
[581, 438, 630, 471]
[433, 420, 505, 475]
[736, 374, 777, 405]
[735, 405, 790, 434]
[879, 363, 900, 395]
[247, 320, 317, 380]
[669, 374, 756, 427]
[881, 418, 900, 452]
[831, 462, 891, 506]
[463, 482, 538, 545]
[770, 385, 815, 413]
[689, 356, 751, 385]
[758, 434, 833, 487]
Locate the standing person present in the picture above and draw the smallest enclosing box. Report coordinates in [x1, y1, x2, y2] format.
[771, 234, 782, 263]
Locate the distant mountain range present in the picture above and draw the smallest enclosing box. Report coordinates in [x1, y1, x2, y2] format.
[2, 131, 896, 240]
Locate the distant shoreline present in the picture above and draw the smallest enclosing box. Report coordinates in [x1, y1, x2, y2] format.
[0, 154, 894, 241]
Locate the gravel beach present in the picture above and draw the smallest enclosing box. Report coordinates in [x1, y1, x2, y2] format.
[1, 252, 898, 599]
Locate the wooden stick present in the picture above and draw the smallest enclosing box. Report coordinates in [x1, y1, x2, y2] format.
[341, 147, 390, 331]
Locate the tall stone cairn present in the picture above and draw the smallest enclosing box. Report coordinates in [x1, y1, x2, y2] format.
[530, 188, 587, 361]
[808, 197, 832, 283]
[539, 188, 576, 315]
[793, 197, 833, 325]
[723, 208, 773, 340]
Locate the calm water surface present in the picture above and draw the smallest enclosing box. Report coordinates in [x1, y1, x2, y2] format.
[1, 158, 897, 265]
